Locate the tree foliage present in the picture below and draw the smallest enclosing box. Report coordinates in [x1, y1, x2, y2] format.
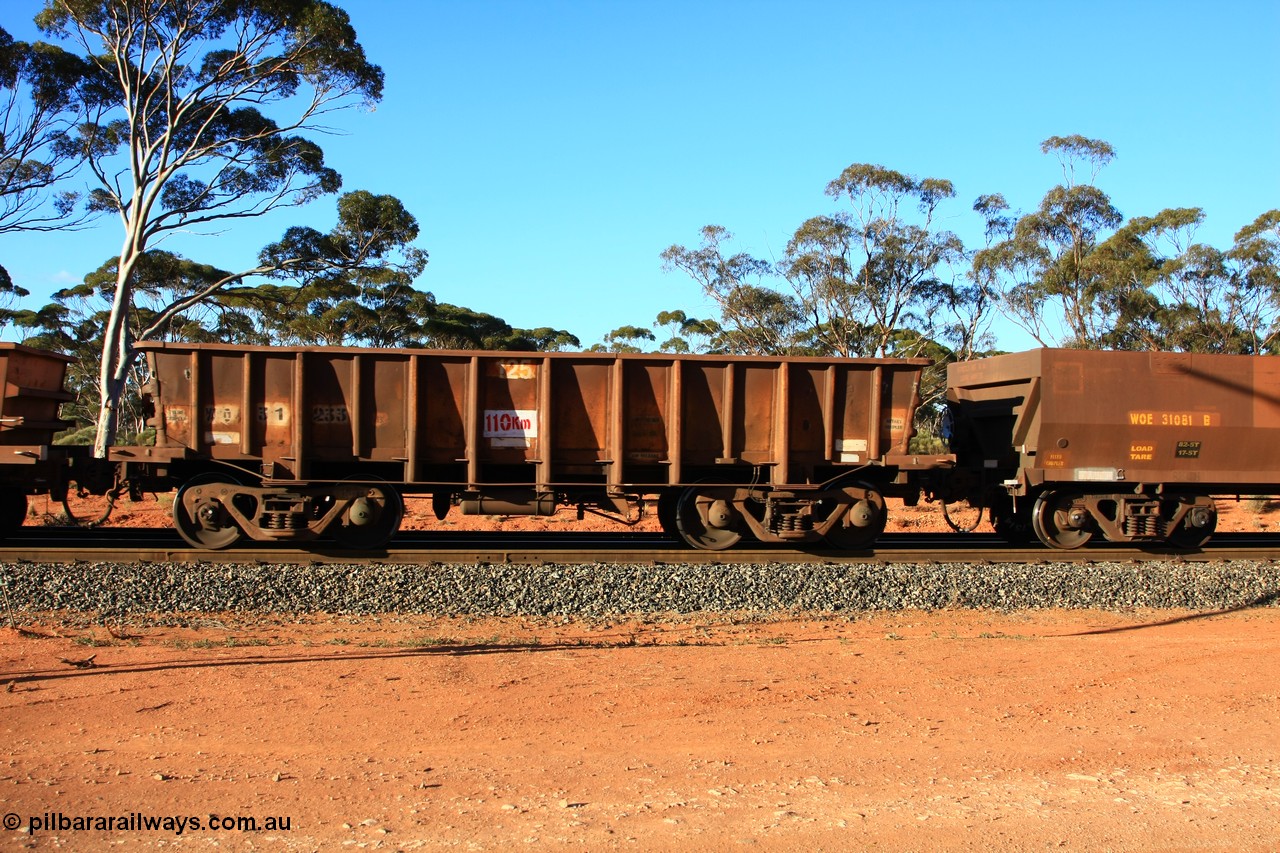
[975, 136, 1280, 353]
[659, 139, 1279, 438]
[661, 225, 804, 355]
[972, 136, 1127, 348]
[0, 22, 99, 318]
[31, 0, 395, 454]
[662, 165, 981, 362]
[653, 309, 719, 353]
[0, 24, 95, 236]
[782, 164, 967, 358]
[594, 324, 655, 353]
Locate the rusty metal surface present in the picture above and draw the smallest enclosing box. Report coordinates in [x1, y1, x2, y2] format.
[949, 349, 1280, 489]
[137, 343, 929, 490]
[0, 343, 74, 452]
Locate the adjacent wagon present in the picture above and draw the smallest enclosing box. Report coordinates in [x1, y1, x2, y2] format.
[0, 343, 75, 532]
[947, 348, 1280, 548]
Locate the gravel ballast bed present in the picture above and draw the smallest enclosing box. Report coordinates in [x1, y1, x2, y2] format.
[3, 560, 1279, 617]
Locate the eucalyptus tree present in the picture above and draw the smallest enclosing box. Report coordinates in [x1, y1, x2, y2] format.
[19, 250, 254, 437]
[781, 163, 966, 358]
[33, 0, 396, 456]
[20, 190, 422, 438]
[1087, 207, 1223, 351]
[409, 302, 576, 352]
[596, 324, 655, 353]
[972, 135, 1127, 347]
[653, 309, 719, 354]
[246, 251, 432, 349]
[511, 327, 581, 352]
[0, 23, 97, 321]
[948, 193, 1017, 361]
[0, 24, 95, 236]
[975, 137, 1280, 352]
[1227, 210, 1280, 353]
[1060, 204, 1280, 353]
[661, 225, 805, 355]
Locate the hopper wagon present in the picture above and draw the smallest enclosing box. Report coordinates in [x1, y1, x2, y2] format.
[120, 343, 940, 550]
[947, 348, 1280, 548]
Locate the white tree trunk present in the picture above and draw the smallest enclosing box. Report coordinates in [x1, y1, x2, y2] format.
[92, 244, 139, 459]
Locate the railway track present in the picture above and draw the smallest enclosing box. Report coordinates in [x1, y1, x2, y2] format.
[2, 527, 1276, 565]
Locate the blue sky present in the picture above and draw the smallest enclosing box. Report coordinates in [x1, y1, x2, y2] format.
[3, 0, 1278, 351]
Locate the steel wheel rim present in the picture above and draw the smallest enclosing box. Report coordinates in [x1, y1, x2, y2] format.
[1031, 491, 1093, 550]
[173, 473, 244, 550]
[675, 487, 742, 551]
[824, 485, 887, 550]
[328, 482, 404, 549]
[1166, 501, 1217, 549]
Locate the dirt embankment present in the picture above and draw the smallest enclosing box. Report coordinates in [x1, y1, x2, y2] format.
[3, 609, 1279, 850]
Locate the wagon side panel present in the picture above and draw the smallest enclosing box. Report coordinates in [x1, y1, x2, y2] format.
[782, 364, 830, 481]
[678, 360, 729, 468]
[621, 359, 671, 484]
[548, 357, 611, 481]
[249, 353, 298, 476]
[414, 354, 468, 481]
[0, 344, 73, 444]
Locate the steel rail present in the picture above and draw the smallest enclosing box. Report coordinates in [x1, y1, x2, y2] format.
[0, 529, 1276, 566]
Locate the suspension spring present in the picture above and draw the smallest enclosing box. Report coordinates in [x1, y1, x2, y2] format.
[1123, 513, 1160, 538]
[262, 511, 303, 530]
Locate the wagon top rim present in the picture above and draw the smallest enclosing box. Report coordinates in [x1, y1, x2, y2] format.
[133, 341, 934, 367]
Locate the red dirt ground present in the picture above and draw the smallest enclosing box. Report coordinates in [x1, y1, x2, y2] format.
[3, 610, 1279, 850]
[3, 495, 1278, 849]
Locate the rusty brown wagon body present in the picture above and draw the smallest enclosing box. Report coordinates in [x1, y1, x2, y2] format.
[124, 342, 937, 550]
[947, 348, 1280, 549]
[0, 343, 75, 531]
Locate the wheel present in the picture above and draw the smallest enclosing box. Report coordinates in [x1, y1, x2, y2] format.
[824, 485, 887, 550]
[656, 490, 681, 537]
[675, 486, 742, 550]
[328, 481, 404, 549]
[1031, 490, 1093, 550]
[1166, 500, 1217, 549]
[0, 491, 28, 537]
[173, 472, 245, 550]
[941, 498, 983, 533]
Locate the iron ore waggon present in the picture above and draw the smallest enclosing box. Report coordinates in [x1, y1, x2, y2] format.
[947, 348, 1280, 549]
[0, 344, 76, 528]
[119, 342, 938, 550]
[4, 341, 1278, 552]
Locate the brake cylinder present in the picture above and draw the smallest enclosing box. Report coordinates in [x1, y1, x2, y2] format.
[460, 491, 557, 516]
